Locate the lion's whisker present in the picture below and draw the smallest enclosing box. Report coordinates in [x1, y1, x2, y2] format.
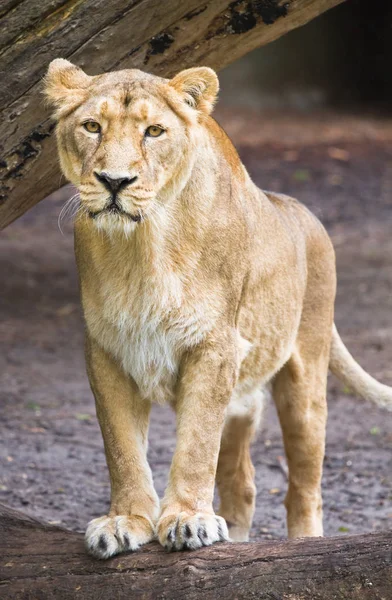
[57, 192, 81, 235]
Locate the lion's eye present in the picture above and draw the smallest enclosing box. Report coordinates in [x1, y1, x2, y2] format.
[145, 125, 164, 138]
[83, 121, 101, 134]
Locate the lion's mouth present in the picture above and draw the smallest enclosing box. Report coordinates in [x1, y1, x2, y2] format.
[89, 202, 142, 222]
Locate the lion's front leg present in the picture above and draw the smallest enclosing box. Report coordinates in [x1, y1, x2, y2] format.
[85, 335, 159, 559]
[158, 330, 239, 551]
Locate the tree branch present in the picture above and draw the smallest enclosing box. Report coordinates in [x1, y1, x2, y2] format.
[0, 503, 391, 599]
[0, 0, 345, 228]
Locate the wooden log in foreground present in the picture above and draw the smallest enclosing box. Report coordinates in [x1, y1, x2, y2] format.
[0, 0, 345, 229]
[1, 504, 391, 600]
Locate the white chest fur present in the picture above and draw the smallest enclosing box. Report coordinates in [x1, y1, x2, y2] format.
[84, 258, 218, 404]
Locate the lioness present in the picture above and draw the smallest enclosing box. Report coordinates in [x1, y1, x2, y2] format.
[45, 59, 392, 559]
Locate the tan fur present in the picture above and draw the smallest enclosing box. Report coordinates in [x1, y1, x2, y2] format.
[45, 59, 392, 558]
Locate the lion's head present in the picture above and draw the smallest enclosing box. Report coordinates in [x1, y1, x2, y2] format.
[45, 59, 219, 234]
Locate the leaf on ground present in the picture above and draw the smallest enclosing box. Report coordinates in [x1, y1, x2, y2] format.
[338, 526, 350, 532]
[327, 173, 343, 186]
[293, 169, 311, 182]
[342, 385, 353, 395]
[56, 303, 77, 317]
[75, 413, 92, 421]
[369, 426, 381, 436]
[24, 426, 46, 433]
[327, 147, 350, 161]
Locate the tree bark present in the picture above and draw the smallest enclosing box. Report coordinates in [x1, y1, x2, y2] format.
[1, 503, 391, 600]
[0, 0, 345, 229]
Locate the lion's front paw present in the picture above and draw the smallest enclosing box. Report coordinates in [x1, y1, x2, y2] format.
[157, 512, 229, 552]
[85, 515, 155, 559]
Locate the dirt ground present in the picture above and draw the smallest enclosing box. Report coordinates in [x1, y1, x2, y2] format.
[1, 109, 391, 542]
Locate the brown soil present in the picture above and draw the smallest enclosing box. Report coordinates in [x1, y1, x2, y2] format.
[1, 109, 391, 542]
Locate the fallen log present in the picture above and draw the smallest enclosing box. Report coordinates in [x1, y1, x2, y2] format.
[0, 503, 391, 599]
[0, 0, 346, 229]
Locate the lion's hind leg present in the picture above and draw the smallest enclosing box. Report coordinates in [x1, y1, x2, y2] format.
[216, 388, 264, 541]
[272, 216, 334, 539]
[273, 344, 329, 539]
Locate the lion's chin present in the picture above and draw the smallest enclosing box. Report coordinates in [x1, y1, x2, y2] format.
[92, 210, 141, 237]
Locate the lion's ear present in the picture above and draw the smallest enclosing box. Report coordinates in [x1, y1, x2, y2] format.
[169, 67, 219, 114]
[44, 59, 91, 117]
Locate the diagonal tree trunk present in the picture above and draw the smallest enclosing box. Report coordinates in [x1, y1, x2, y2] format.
[0, 0, 345, 229]
[0, 503, 391, 599]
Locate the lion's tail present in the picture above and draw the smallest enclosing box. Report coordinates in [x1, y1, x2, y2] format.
[329, 324, 392, 411]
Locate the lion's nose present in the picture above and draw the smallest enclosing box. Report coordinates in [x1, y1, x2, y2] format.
[94, 171, 138, 195]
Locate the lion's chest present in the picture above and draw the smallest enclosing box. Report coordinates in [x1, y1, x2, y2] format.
[84, 270, 215, 404]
